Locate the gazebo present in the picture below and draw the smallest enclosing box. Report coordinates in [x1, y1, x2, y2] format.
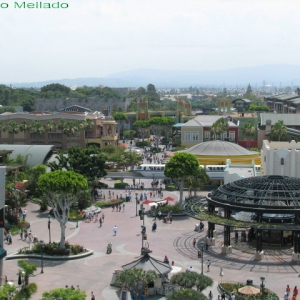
[206, 175, 300, 260]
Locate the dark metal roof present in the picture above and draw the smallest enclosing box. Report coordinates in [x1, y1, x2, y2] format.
[122, 253, 172, 275]
[208, 175, 300, 214]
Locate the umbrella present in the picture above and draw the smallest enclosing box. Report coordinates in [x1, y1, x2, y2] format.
[238, 286, 260, 295]
[164, 196, 175, 201]
[142, 200, 152, 205]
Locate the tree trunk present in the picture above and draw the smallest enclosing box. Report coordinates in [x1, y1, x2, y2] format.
[179, 180, 184, 206]
[59, 220, 66, 248]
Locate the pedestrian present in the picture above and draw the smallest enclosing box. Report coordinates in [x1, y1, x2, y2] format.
[112, 205, 115, 212]
[230, 293, 236, 300]
[292, 294, 297, 300]
[293, 286, 298, 297]
[286, 285, 291, 296]
[91, 291, 95, 300]
[208, 291, 213, 300]
[102, 213, 105, 223]
[23, 209, 27, 220]
[169, 216, 172, 223]
[206, 259, 210, 272]
[122, 203, 125, 212]
[20, 230, 23, 240]
[77, 285, 80, 290]
[189, 266, 194, 272]
[113, 225, 118, 236]
[284, 292, 289, 300]
[99, 217, 102, 227]
[193, 238, 196, 247]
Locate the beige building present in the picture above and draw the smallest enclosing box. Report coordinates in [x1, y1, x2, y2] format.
[261, 140, 300, 177]
[0, 106, 118, 150]
[180, 115, 239, 148]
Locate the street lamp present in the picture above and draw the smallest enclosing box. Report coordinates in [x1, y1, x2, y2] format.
[135, 193, 139, 216]
[260, 276, 265, 294]
[39, 240, 44, 274]
[200, 240, 205, 274]
[75, 201, 78, 228]
[48, 215, 51, 244]
[142, 206, 145, 226]
[152, 174, 155, 191]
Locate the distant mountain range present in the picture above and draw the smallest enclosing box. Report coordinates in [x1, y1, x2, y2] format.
[9, 64, 300, 89]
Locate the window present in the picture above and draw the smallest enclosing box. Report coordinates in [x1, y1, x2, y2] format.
[204, 131, 210, 140]
[192, 132, 199, 141]
[229, 131, 235, 141]
[185, 132, 191, 141]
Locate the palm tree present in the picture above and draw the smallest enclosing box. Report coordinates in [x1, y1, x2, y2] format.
[7, 120, 20, 144]
[84, 119, 94, 148]
[241, 121, 256, 149]
[0, 121, 6, 142]
[75, 120, 85, 146]
[270, 120, 288, 141]
[31, 120, 46, 144]
[187, 167, 210, 197]
[211, 118, 229, 140]
[45, 120, 57, 140]
[19, 120, 32, 140]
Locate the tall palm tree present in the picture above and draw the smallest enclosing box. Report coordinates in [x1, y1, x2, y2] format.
[45, 120, 57, 140]
[187, 167, 210, 197]
[270, 120, 288, 141]
[31, 120, 46, 144]
[84, 119, 94, 148]
[211, 118, 228, 140]
[19, 120, 31, 140]
[75, 120, 85, 146]
[7, 120, 20, 144]
[241, 121, 256, 149]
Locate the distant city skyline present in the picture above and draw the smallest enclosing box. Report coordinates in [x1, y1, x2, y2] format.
[1, 0, 300, 83]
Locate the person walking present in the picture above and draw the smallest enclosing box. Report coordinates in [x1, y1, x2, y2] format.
[102, 213, 105, 223]
[193, 238, 196, 247]
[91, 291, 95, 300]
[23, 209, 27, 220]
[113, 225, 118, 236]
[293, 286, 298, 297]
[99, 217, 102, 227]
[208, 291, 213, 300]
[206, 259, 210, 272]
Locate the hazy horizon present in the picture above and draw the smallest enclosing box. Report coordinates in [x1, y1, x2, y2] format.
[1, 0, 300, 83]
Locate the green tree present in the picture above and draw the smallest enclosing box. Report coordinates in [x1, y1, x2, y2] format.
[42, 288, 86, 300]
[19, 120, 31, 139]
[37, 170, 88, 248]
[164, 152, 200, 205]
[187, 167, 210, 197]
[27, 164, 47, 196]
[166, 289, 207, 300]
[7, 120, 20, 144]
[241, 121, 256, 149]
[123, 130, 136, 139]
[41, 83, 71, 94]
[246, 84, 252, 94]
[18, 259, 38, 285]
[170, 272, 213, 292]
[67, 146, 107, 181]
[210, 118, 228, 140]
[270, 120, 289, 141]
[112, 112, 128, 138]
[0, 284, 17, 299]
[45, 120, 57, 140]
[31, 120, 46, 141]
[133, 120, 149, 141]
[114, 269, 157, 298]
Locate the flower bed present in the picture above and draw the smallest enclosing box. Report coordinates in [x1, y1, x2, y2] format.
[95, 198, 125, 208]
[219, 282, 279, 300]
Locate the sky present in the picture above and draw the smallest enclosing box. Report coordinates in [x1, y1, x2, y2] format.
[1, 0, 300, 83]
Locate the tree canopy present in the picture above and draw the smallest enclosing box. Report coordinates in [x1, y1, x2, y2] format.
[164, 152, 200, 204]
[114, 269, 157, 298]
[270, 120, 289, 141]
[41, 83, 71, 94]
[241, 121, 256, 149]
[210, 118, 228, 140]
[37, 171, 88, 248]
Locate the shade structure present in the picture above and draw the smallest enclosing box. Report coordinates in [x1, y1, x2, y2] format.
[142, 200, 153, 205]
[238, 286, 260, 295]
[164, 197, 175, 201]
[122, 253, 172, 275]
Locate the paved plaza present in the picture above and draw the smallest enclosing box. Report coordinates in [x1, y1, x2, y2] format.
[3, 179, 300, 299]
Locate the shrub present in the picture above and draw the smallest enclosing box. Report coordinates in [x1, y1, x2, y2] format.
[166, 289, 207, 300]
[95, 199, 124, 208]
[166, 184, 176, 191]
[114, 180, 127, 189]
[159, 203, 182, 214]
[98, 181, 108, 189]
[151, 147, 161, 153]
[136, 140, 151, 147]
[14, 283, 38, 300]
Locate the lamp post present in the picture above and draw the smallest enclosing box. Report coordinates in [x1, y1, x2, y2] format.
[142, 206, 145, 226]
[152, 174, 155, 191]
[75, 201, 78, 228]
[39, 240, 44, 274]
[260, 276, 265, 294]
[200, 240, 205, 274]
[135, 193, 138, 216]
[48, 215, 51, 244]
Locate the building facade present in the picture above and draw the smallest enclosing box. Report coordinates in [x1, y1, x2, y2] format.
[0, 106, 118, 150]
[264, 90, 300, 113]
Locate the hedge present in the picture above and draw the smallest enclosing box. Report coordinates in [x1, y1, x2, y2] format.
[166, 184, 176, 191]
[136, 140, 151, 147]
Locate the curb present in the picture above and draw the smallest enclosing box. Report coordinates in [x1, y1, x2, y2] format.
[5, 249, 94, 261]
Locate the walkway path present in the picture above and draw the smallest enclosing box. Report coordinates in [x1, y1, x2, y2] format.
[3, 183, 297, 300]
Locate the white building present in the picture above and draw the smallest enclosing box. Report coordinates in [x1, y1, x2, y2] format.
[261, 140, 300, 177]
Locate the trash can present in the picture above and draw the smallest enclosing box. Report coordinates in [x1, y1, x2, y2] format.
[247, 279, 253, 286]
[140, 294, 146, 300]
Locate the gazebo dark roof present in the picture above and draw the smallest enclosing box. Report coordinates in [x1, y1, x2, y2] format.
[208, 175, 300, 214]
[121, 253, 172, 275]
